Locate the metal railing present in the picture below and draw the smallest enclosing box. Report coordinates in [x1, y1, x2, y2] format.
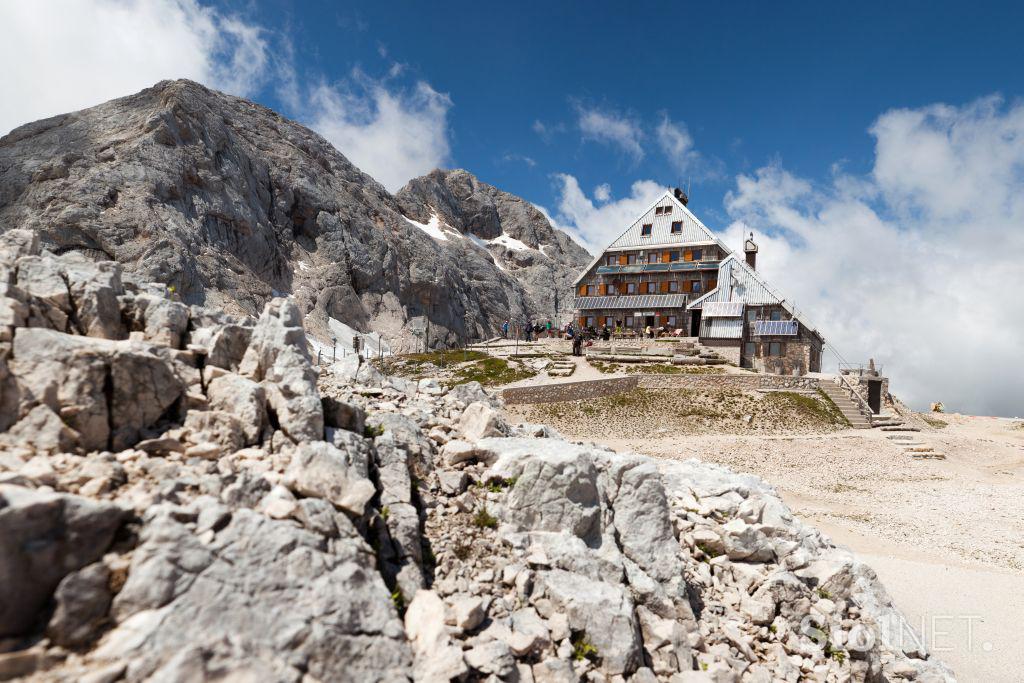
[837, 372, 875, 419]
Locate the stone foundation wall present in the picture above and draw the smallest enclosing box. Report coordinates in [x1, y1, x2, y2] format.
[638, 374, 820, 392]
[502, 373, 820, 405]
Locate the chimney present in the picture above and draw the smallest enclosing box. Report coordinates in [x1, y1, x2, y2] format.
[673, 187, 689, 206]
[744, 232, 758, 270]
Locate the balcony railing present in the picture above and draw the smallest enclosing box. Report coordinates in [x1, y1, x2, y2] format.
[595, 261, 720, 275]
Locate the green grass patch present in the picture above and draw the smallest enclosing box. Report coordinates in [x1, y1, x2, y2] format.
[450, 357, 535, 387]
[922, 415, 948, 429]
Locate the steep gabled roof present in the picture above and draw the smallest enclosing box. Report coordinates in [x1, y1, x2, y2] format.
[608, 190, 719, 249]
[573, 190, 728, 285]
[687, 254, 823, 341]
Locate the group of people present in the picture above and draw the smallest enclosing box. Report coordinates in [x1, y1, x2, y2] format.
[501, 319, 557, 342]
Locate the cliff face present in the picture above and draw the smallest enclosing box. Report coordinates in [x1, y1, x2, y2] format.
[0, 80, 588, 349]
[396, 169, 592, 324]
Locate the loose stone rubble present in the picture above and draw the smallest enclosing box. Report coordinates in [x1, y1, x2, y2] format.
[0, 229, 955, 681]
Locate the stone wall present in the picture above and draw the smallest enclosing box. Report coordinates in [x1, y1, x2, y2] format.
[502, 373, 820, 405]
[638, 374, 820, 392]
[502, 377, 639, 405]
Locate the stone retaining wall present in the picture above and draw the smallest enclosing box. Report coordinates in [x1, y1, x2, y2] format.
[502, 373, 820, 404]
[638, 374, 821, 392]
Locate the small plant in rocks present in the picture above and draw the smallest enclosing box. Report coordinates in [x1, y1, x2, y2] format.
[472, 506, 498, 529]
[571, 632, 599, 662]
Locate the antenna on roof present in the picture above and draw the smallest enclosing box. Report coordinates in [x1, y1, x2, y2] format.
[686, 175, 691, 200]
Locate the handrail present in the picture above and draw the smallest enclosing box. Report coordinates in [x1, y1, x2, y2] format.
[837, 372, 874, 419]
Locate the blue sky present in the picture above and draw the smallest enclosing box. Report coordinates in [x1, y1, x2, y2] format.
[2, 0, 1023, 415]
[232, 0, 1024, 225]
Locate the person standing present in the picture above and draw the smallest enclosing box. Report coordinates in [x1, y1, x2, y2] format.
[502, 319, 509, 338]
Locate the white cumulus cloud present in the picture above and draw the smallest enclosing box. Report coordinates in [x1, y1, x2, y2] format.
[551, 174, 664, 254]
[722, 96, 1024, 417]
[304, 73, 453, 192]
[0, 0, 268, 135]
[575, 105, 644, 161]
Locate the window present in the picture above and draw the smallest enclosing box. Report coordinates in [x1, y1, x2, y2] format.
[607, 283, 616, 294]
[670, 221, 682, 234]
[606, 255, 616, 265]
[654, 206, 664, 215]
[586, 285, 596, 295]
[627, 282, 637, 294]
[628, 253, 637, 265]
[670, 250, 680, 262]
[586, 317, 595, 327]
[692, 249, 702, 261]
[648, 252, 658, 264]
[744, 342, 756, 358]
[662, 206, 672, 215]
[770, 310, 782, 321]
[691, 280, 702, 293]
[640, 224, 653, 237]
[746, 309, 757, 322]
[668, 316, 677, 326]
[769, 342, 783, 356]
[625, 317, 634, 327]
[668, 281, 679, 293]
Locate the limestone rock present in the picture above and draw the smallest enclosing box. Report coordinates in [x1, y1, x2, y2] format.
[108, 507, 411, 681]
[405, 590, 467, 682]
[47, 562, 113, 647]
[0, 485, 124, 637]
[284, 441, 375, 516]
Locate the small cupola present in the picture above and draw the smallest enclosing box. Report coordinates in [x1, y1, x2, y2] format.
[744, 232, 758, 270]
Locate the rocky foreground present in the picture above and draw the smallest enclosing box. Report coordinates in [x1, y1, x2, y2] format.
[0, 230, 953, 682]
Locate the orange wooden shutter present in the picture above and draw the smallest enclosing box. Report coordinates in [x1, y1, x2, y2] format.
[578, 285, 587, 296]
[660, 315, 669, 325]
[579, 316, 586, 327]
[619, 254, 628, 265]
[598, 284, 607, 295]
[684, 250, 693, 261]
[709, 278, 717, 290]
[660, 281, 670, 293]
[662, 251, 670, 263]
[681, 280, 691, 293]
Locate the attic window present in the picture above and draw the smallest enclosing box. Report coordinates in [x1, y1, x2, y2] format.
[670, 221, 682, 234]
[654, 206, 664, 215]
[640, 224, 653, 237]
[662, 206, 672, 215]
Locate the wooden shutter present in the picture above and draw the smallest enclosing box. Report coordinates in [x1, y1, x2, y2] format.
[662, 251, 671, 263]
[660, 281, 670, 293]
[598, 284, 607, 295]
[618, 254, 628, 265]
[660, 315, 669, 325]
[708, 279, 717, 290]
[681, 280, 691, 293]
[579, 316, 586, 327]
[684, 250, 693, 261]
[578, 285, 587, 296]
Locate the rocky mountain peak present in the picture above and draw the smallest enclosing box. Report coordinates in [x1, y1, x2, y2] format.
[0, 81, 588, 349]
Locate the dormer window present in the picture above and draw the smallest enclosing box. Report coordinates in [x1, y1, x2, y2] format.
[670, 221, 682, 234]
[640, 224, 653, 237]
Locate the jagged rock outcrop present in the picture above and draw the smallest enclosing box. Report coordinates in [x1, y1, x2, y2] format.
[0, 229, 954, 682]
[0, 80, 590, 350]
[397, 169, 592, 322]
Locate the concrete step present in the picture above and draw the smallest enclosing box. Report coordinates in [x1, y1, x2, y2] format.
[881, 426, 920, 432]
[911, 452, 946, 460]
